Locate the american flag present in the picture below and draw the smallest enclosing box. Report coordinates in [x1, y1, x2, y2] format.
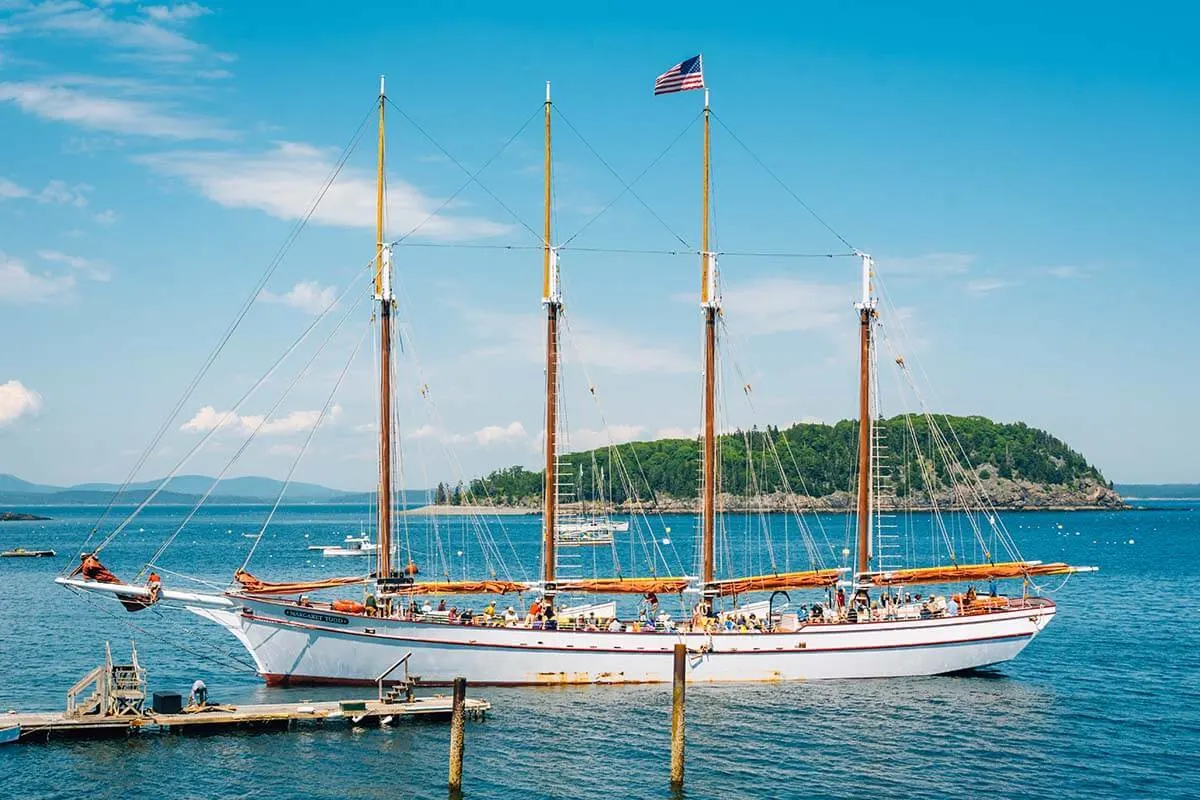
[654, 55, 705, 95]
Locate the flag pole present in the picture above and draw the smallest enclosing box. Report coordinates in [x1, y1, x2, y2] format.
[699, 68, 717, 598]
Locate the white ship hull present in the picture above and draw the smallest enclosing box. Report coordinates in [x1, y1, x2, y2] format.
[195, 596, 1056, 686]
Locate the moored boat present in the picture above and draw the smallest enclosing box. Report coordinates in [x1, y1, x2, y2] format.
[3, 548, 56, 558]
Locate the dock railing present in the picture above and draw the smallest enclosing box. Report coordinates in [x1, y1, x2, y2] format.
[376, 652, 414, 703]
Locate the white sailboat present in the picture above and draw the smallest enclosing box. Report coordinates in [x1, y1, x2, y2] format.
[59, 64, 1095, 686]
[558, 466, 630, 546]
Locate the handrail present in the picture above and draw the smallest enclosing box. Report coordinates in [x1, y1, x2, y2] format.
[376, 652, 412, 702]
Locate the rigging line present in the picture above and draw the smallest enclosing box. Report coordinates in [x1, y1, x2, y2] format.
[555, 106, 700, 250]
[91, 253, 380, 557]
[559, 246, 693, 256]
[718, 316, 832, 567]
[73, 104, 376, 568]
[138, 289, 371, 580]
[718, 250, 858, 259]
[385, 97, 543, 245]
[66, 586, 257, 673]
[393, 242, 540, 251]
[557, 309, 687, 578]
[392, 278, 528, 583]
[710, 111, 857, 252]
[241, 316, 373, 574]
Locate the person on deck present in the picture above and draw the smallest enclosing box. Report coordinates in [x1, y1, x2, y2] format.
[437, 599, 447, 612]
[189, 679, 207, 707]
[483, 600, 496, 619]
[607, 618, 622, 632]
[365, 592, 378, 616]
[146, 572, 162, 603]
[503, 606, 519, 624]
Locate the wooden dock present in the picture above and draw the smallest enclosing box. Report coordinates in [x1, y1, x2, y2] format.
[4, 696, 490, 743]
[1, 642, 488, 745]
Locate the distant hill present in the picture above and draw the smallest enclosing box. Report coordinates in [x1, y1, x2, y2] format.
[0, 474, 431, 506]
[1116, 484, 1200, 499]
[0, 474, 60, 494]
[69, 475, 349, 501]
[469, 415, 1121, 510]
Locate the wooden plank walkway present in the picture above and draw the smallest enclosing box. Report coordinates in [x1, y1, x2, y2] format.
[3, 696, 490, 743]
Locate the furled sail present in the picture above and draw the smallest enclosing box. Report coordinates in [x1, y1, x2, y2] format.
[713, 569, 841, 597]
[862, 561, 1096, 588]
[233, 569, 367, 596]
[555, 577, 691, 595]
[386, 580, 529, 596]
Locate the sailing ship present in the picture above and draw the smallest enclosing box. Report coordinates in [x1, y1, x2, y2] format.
[59, 64, 1095, 685]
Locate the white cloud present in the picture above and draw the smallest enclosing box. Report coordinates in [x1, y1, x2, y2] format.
[0, 253, 75, 302]
[965, 278, 1009, 295]
[877, 252, 976, 277]
[93, 209, 118, 225]
[38, 249, 111, 281]
[655, 425, 699, 440]
[5, 1, 208, 60]
[267, 443, 302, 457]
[0, 379, 42, 425]
[180, 404, 342, 436]
[0, 80, 230, 139]
[37, 179, 90, 207]
[464, 307, 691, 374]
[409, 423, 438, 439]
[138, 142, 510, 240]
[564, 424, 646, 452]
[720, 277, 852, 337]
[1047, 265, 1087, 279]
[0, 176, 91, 206]
[0, 177, 31, 200]
[143, 3, 210, 23]
[463, 421, 527, 446]
[259, 280, 336, 315]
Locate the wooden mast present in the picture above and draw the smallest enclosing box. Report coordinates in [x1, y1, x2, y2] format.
[541, 81, 559, 597]
[854, 253, 876, 578]
[700, 89, 717, 589]
[375, 76, 394, 580]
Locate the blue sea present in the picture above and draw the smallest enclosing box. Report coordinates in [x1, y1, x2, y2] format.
[1, 502, 1197, 799]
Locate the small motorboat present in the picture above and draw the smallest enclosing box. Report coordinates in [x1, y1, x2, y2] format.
[1, 548, 56, 558]
[0, 725, 19, 745]
[308, 535, 378, 557]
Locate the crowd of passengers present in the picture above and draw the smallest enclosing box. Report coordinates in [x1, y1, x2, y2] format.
[301, 584, 994, 632]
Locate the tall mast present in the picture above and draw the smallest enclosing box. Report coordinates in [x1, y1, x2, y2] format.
[854, 252, 876, 578]
[541, 81, 560, 598]
[375, 75, 394, 580]
[700, 89, 718, 590]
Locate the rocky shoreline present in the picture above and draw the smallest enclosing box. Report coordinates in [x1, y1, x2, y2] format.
[0, 511, 51, 522]
[439, 478, 1127, 514]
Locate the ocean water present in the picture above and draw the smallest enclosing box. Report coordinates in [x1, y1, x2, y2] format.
[0, 503, 1197, 799]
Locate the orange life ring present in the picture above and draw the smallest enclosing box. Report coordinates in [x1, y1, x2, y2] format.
[332, 599, 367, 614]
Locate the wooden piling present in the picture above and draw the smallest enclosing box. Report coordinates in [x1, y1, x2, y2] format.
[448, 676, 467, 794]
[670, 643, 686, 788]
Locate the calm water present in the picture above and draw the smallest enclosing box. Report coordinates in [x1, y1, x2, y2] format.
[1, 503, 1197, 799]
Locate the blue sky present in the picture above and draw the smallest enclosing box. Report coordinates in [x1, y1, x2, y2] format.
[0, 0, 1197, 489]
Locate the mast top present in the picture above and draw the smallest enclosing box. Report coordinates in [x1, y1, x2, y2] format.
[704, 88, 710, 109]
[546, 80, 551, 102]
[379, 74, 385, 98]
[855, 251, 876, 313]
